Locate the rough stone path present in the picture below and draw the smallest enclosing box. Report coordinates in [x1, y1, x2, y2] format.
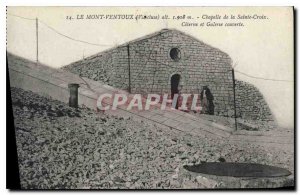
[8, 53, 294, 149]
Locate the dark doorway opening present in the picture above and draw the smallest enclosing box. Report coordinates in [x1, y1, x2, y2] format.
[171, 74, 180, 109]
[200, 86, 214, 115]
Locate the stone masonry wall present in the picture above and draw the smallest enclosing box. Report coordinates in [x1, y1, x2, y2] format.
[112, 29, 235, 117]
[63, 29, 235, 117]
[63, 46, 132, 91]
[62, 50, 116, 87]
[62, 29, 270, 120]
[235, 80, 273, 121]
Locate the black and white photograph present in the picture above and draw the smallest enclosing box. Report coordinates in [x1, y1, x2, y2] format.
[5, 6, 295, 190]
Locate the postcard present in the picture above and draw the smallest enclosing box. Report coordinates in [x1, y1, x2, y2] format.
[6, 6, 294, 189]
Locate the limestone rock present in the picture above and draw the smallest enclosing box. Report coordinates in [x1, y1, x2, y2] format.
[196, 176, 218, 188]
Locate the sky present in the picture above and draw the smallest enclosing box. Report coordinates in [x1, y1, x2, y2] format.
[6, 7, 294, 128]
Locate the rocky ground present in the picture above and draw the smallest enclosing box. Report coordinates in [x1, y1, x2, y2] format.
[10, 87, 294, 189]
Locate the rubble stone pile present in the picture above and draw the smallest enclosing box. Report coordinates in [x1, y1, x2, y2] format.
[235, 80, 273, 121]
[11, 87, 292, 189]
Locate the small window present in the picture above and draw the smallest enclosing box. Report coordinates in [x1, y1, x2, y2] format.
[170, 48, 181, 61]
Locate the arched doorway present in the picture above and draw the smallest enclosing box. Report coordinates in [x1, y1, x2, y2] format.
[171, 74, 180, 109]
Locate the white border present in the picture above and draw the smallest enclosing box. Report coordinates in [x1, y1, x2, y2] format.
[1, 1, 298, 195]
